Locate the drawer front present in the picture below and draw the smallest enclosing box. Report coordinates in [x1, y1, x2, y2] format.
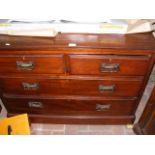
[0, 54, 65, 74]
[0, 77, 143, 97]
[4, 97, 137, 116]
[69, 55, 150, 76]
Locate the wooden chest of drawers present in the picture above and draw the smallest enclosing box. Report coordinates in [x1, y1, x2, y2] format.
[0, 33, 155, 124]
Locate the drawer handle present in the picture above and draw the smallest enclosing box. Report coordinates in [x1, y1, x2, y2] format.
[22, 82, 39, 90]
[96, 104, 111, 111]
[28, 101, 43, 108]
[98, 84, 115, 92]
[16, 61, 35, 70]
[100, 64, 119, 72]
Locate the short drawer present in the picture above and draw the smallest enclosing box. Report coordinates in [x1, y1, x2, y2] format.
[4, 97, 137, 116]
[0, 77, 143, 97]
[69, 55, 150, 76]
[0, 54, 65, 74]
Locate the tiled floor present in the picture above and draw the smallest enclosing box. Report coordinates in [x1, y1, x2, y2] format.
[31, 124, 135, 135]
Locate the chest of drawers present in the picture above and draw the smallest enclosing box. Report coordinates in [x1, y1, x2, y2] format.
[0, 33, 155, 124]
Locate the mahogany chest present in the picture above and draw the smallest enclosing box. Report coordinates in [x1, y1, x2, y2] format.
[0, 33, 155, 124]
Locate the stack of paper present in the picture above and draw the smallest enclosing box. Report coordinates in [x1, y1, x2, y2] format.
[55, 19, 128, 34]
[0, 20, 57, 37]
[127, 19, 155, 34]
[0, 19, 155, 37]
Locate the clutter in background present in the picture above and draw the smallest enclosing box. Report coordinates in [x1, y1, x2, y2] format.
[0, 19, 155, 37]
[0, 114, 30, 135]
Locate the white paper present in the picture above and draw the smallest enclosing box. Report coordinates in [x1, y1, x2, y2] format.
[0, 19, 155, 36]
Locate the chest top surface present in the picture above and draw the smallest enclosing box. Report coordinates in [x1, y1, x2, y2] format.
[0, 32, 155, 51]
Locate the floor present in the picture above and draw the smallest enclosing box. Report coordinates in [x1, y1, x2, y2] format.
[0, 73, 154, 135]
[31, 124, 135, 135]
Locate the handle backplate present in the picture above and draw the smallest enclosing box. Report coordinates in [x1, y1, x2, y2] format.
[98, 84, 115, 92]
[22, 82, 39, 90]
[28, 101, 43, 108]
[16, 61, 35, 70]
[96, 104, 111, 111]
[100, 63, 119, 72]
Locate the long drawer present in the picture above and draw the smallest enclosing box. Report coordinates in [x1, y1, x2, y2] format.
[69, 55, 150, 76]
[4, 97, 137, 116]
[0, 77, 143, 97]
[0, 54, 65, 74]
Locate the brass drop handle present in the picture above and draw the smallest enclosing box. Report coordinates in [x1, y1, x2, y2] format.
[96, 104, 111, 111]
[100, 64, 119, 72]
[98, 84, 115, 92]
[22, 82, 39, 90]
[16, 61, 35, 70]
[28, 101, 43, 108]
